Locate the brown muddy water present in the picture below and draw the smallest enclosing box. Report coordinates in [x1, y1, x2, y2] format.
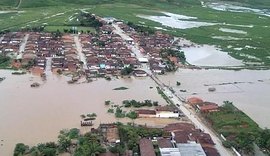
[1, 68, 270, 155]
[158, 69, 270, 128]
[0, 70, 175, 155]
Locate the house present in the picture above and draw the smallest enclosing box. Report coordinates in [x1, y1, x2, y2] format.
[164, 123, 196, 132]
[202, 146, 220, 156]
[187, 97, 204, 106]
[196, 102, 219, 113]
[139, 138, 155, 156]
[151, 66, 163, 74]
[156, 105, 180, 118]
[138, 57, 149, 63]
[157, 138, 173, 148]
[98, 124, 120, 144]
[159, 148, 181, 156]
[176, 143, 206, 156]
[135, 110, 156, 118]
[133, 70, 147, 77]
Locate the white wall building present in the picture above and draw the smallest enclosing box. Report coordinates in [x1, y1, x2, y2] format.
[156, 105, 180, 118]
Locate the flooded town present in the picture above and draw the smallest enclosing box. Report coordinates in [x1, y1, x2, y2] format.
[0, 7, 270, 156]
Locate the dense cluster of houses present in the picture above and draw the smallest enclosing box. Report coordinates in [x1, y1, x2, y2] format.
[1, 15, 184, 77]
[79, 23, 141, 76]
[0, 32, 24, 56]
[118, 23, 178, 74]
[22, 32, 81, 74]
[138, 123, 219, 156]
[94, 122, 219, 156]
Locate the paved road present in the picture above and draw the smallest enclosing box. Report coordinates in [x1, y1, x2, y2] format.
[16, 0, 22, 9]
[112, 23, 233, 156]
[45, 57, 52, 75]
[74, 35, 88, 70]
[112, 23, 146, 59]
[17, 33, 29, 59]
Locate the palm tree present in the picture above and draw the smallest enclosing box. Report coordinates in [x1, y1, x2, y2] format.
[74, 142, 105, 156]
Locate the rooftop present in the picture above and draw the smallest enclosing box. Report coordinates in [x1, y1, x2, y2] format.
[157, 138, 173, 148]
[177, 143, 206, 156]
[159, 148, 181, 156]
[139, 138, 156, 156]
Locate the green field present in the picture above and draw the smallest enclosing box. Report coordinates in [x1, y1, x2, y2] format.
[0, 0, 270, 66]
[205, 102, 257, 153]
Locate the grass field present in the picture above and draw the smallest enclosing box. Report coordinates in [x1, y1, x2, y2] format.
[206, 102, 259, 135]
[0, 0, 269, 66]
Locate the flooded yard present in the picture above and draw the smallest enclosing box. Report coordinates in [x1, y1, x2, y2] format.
[0, 70, 172, 155]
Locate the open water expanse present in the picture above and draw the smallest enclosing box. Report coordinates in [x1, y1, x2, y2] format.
[1, 68, 270, 155]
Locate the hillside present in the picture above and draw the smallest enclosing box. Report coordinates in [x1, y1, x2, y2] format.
[18, 0, 200, 8]
[0, 0, 19, 7]
[0, 0, 264, 9]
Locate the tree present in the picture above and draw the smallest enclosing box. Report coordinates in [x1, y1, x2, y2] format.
[37, 142, 57, 156]
[121, 66, 133, 75]
[256, 128, 270, 152]
[126, 111, 137, 119]
[105, 100, 111, 105]
[109, 144, 125, 155]
[153, 101, 159, 106]
[29, 146, 41, 156]
[58, 135, 72, 153]
[14, 143, 29, 156]
[75, 134, 105, 156]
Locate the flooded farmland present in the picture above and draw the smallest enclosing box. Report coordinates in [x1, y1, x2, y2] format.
[0, 70, 171, 155]
[182, 45, 243, 66]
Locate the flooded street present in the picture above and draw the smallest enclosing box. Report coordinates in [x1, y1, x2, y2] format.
[158, 69, 270, 128]
[0, 70, 168, 155]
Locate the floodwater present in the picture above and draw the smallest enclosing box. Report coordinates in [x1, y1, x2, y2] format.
[212, 36, 243, 40]
[182, 45, 243, 66]
[205, 2, 270, 17]
[1, 68, 270, 155]
[0, 70, 172, 155]
[137, 12, 217, 29]
[219, 28, 247, 34]
[158, 69, 270, 128]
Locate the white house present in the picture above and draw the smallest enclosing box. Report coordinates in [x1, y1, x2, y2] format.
[156, 105, 180, 118]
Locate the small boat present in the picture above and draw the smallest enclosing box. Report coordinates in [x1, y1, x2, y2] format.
[0, 77, 5, 82]
[12, 71, 26, 75]
[41, 73, 46, 81]
[67, 79, 78, 84]
[31, 82, 40, 88]
[81, 121, 93, 127]
[208, 87, 216, 92]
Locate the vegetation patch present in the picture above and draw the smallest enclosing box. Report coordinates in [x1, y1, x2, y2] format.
[113, 87, 129, 90]
[156, 87, 173, 105]
[0, 55, 11, 69]
[14, 128, 106, 156]
[122, 99, 158, 108]
[205, 101, 270, 155]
